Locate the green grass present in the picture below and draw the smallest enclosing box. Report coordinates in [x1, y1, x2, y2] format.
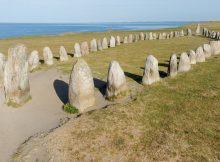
[63, 103, 79, 114]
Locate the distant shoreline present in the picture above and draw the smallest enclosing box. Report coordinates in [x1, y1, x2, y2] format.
[0, 21, 194, 39]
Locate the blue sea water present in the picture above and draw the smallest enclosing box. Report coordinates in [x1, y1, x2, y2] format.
[0, 22, 193, 39]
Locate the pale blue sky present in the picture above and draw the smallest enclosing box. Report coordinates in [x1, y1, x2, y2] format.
[0, 0, 219, 23]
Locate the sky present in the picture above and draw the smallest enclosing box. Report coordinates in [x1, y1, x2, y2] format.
[0, 0, 219, 23]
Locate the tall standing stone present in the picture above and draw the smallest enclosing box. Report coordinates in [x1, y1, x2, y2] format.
[74, 43, 82, 57]
[0, 53, 5, 85]
[196, 24, 201, 35]
[4, 44, 30, 105]
[187, 28, 192, 36]
[123, 36, 128, 44]
[128, 34, 133, 43]
[168, 54, 178, 78]
[97, 39, 103, 51]
[210, 41, 220, 55]
[90, 39, 98, 52]
[140, 32, 145, 40]
[134, 34, 139, 42]
[196, 47, 206, 62]
[102, 37, 108, 49]
[68, 59, 95, 113]
[189, 50, 197, 64]
[59, 46, 68, 62]
[203, 44, 212, 58]
[106, 61, 127, 99]
[180, 30, 184, 36]
[28, 50, 40, 71]
[116, 36, 121, 46]
[149, 32, 153, 40]
[43, 47, 53, 65]
[145, 33, 149, 40]
[153, 33, 157, 39]
[110, 36, 116, 48]
[142, 55, 160, 85]
[178, 52, 191, 72]
[81, 41, 90, 56]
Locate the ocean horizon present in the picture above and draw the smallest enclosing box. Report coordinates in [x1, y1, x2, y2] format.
[0, 21, 195, 39]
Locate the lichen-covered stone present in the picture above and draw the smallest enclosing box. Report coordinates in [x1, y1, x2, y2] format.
[90, 39, 98, 52]
[59, 46, 68, 62]
[0, 53, 5, 85]
[4, 44, 31, 105]
[196, 47, 206, 62]
[43, 47, 53, 65]
[106, 61, 127, 99]
[29, 50, 40, 71]
[178, 52, 191, 72]
[189, 50, 196, 64]
[68, 59, 95, 113]
[142, 55, 160, 85]
[168, 54, 178, 77]
[81, 41, 90, 56]
[102, 37, 108, 49]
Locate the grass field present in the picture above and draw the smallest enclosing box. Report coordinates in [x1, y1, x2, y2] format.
[9, 22, 220, 161]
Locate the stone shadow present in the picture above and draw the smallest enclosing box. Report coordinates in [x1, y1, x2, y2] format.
[158, 63, 169, 68]
[94, 78, 106, 96]
[53, 56, 60, 60]
[53, 80, 69, 104]
[39, 59, 44, 64]
[68, 53, 74, 57]
[159, 71, 168, 78]
[124, 72, 142, 84]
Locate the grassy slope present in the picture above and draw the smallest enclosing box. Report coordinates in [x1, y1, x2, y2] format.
[9, 22, 220, 161]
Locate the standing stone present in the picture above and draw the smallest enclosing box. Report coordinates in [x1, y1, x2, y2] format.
[81, 41, 90, 56]
[90, 39, 98, 52]
[196, 47, 206, 63]
[180, 30, 184, 36]
[187, 28, 192, 36]
[196, 24, 201, 35]
[116, 36, 121, 45]
[145, 33, 149, 40]
[97, 40, 103, 51]
[102, 37, 108, 49]
[142, 55, 160, 85]
[170, 31, 174, 38]
[178, 52, 191, 72]
[106, 61, 127, 99]
[123, 36, 128, 44]
[149, 32, 153, 40]
[68, 59, 95, 113]
[140, 32, 145, 40]
[74, 43, 82, 57]
[134, 34, 139, 42]
[153, 33, 157, 39]
[166, 34, 170, 39]
[4, 44, 30, 105]
[203, 44, 212, 58]
[128, 34, 133, 43]
[59, 46, 68, 62]
[0, 53, 5, 85]
[110, 36, 116, 48]
[210, 41, 220, 55]
[189, 50, 197, 64]
[168, 54, 178, 78]
[159, 33, 163, 40]
[28, 50, 40, 71]
[43, 47, 53, 65]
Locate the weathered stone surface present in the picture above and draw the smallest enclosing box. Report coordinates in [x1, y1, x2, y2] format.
[145, 33, 149, 40]
[170, 31, 174, 38]
[196, 24, 201, 35]
[43, 47, 53, 65]
[178, 52, 191, 72]
[203, 44, 212, 58]
[134, 34, 139, 42]
[140, 32, 145, 40]
[97, 39, 103, 51]
[189, 50, 197, 64]
[59, 46, 68, 62]
[68, 59, 95, 113]
[90, 39, 98, 52]
[168, 54, 178, 78]
[0, 53, 5, 85]
[106, 61, 127, 99]
[149, 32, 153, 40]
[81, 41, 90, 56]
[159, 33, 163, 40]
[153, 33, 157, 39]
[74, 43, 82, 57]
[210, 41, 220, 55]
[180, 30, 184, 36]
[110, 36, 116, 48]
[116, 36, 121, 45]
[142, 55, 160, 85]
[102, 37, 108, 49]
[28, 50, 40, 71]
[196, 47, 206, 62]
[187, 28, 192, 36]
[123, 36, 128, 44]
[128, 34, 133, 43]
[4, 44, 30, 105]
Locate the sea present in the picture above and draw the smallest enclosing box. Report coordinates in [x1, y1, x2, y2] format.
[0, 22, 194, 39]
